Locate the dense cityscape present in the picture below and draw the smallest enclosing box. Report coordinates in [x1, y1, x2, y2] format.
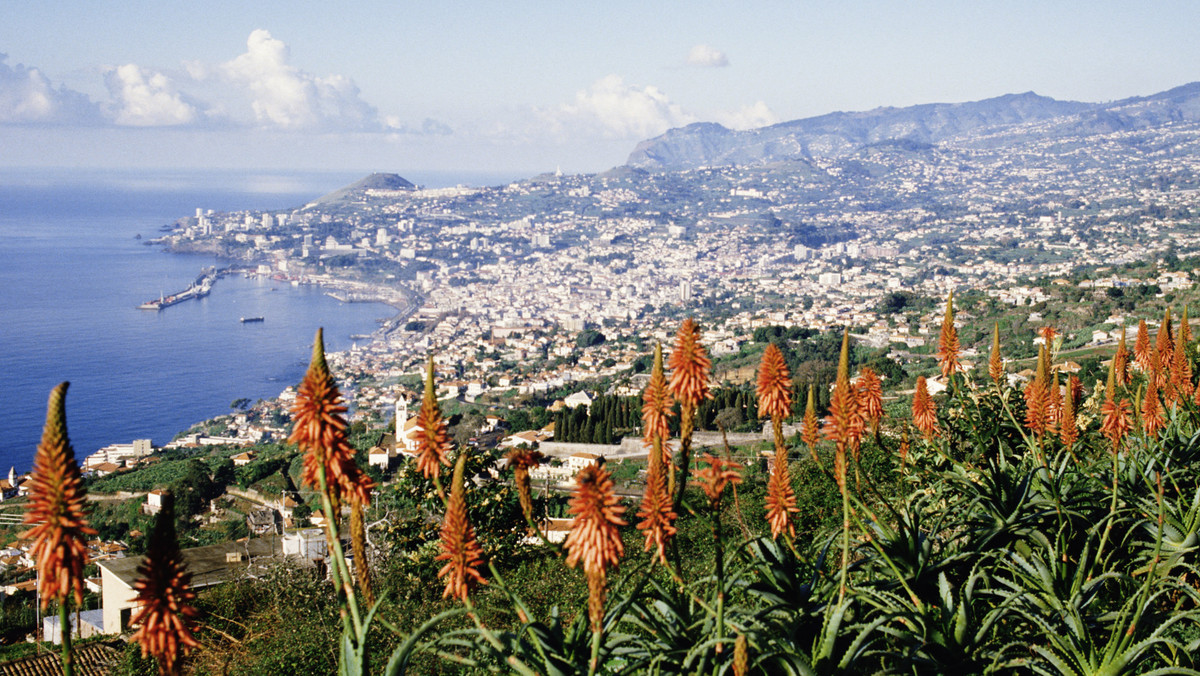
[11, 80, 1200, 673]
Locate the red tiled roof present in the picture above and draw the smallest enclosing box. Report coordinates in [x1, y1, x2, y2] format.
[0, 641, 120, 675]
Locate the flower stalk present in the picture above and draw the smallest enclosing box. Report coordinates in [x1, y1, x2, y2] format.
[22, 383, 95, 676]
[130, 495, 199, 676]
[668, 319, 711, 512]
[437, 452, 488, 601]
[823, 330, 855, 598]
[758, 344, 797, 540]
[638, 344, 677, 563]
[564, 461, 626, 673]
[290, 330, 373, 670]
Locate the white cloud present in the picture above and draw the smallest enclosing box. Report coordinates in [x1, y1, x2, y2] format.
[716, 101, 779, 130]
[0, 54, 100, 125]
[104, 64, 197, 127]
[217, 29, 379, 131]
[687, 44, 729, 68]
[551, 74, 696, 139]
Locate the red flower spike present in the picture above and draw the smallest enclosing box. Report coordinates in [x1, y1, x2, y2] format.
[912, 376, 939, 439]
[22, 383, 96, 610]
[765, 445, 798, 540]
[937, 292, 960, 379]
[667, 318, 711, 407]
[1101, 397, 1133, 455]
[506, 447, 544, 523]
[823, 331, 855, 486]
[857, 367, 883, 429]
[565, 462, 627, 577]
[436, 453, 487, 602]
[641, 343, 674, 451]
[989, 322, 1005, 388]
[635, 457, 676, 564]
[1134, 319, 1152, 373]
[130, 497, 199, 675]
[1143, 375, 1165, 438]
[756, 344, 792, 422]
[414, 355, 452, 483]
[565, 462, 626, 632]
[802, 385, 821, 463]
[1059, 378, 1078, 448]
[1113, 326, 1130, 387]
[1156, 308, 1174, 378]
[290, 329, 373, 508]
[692, 453, 742, 507]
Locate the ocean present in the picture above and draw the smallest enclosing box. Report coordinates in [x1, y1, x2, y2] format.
[0, 167, 517, 472]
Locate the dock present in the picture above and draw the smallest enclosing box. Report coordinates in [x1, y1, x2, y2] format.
[138, 268, 218, 311]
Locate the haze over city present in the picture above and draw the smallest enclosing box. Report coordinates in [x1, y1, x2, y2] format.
[3, 2, 1200, 175]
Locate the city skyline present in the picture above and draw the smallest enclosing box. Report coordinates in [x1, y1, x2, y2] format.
[3, 2, 1199, 175]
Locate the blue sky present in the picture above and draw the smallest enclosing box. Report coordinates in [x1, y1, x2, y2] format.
[2, 2, 1198, 176]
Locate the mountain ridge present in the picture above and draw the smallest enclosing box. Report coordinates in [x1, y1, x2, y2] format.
[626, 83, 1200, 170]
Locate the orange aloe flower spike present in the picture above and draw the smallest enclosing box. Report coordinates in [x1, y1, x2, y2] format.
[759, 343, 798, 539]
[1059, 377, 1078, 448]
[692, 453, 743, 508]
[820, 328, 859, 485]
[1047, 371, 1062, 435]
[668, 318, 711, 407]
[1023, 344, 1050, 438]
[1171, 318, 1193, 402]
[1156, 308, 1174, 376]
[639, 343, 677, 561]
[823, 329, 854, 446]
[802, 385, 820, 463]
[1100, 359, 1132, 455]
[564, 462, 626, 633]
[22, 382, 95, 610]
[414, 355, 452, 484]
[436, 452, 487, 602]
[1113, 326, 1130, 387]
[1142, 371, 1165, 438]
[756, 343, 793, 423]
[857, 367, 883, 434]
[290, 329, 373, 509]
[912, 376, 939, 439]
[635, 456, 676, 564]
[131, 496, 199, 675]
[1101, 397, 1133, 455]
[506, 447, 545, 525]
[936, 291, 960, 379]
[989, 322, 1004, 388]
[823, 330, 855, 486]
[1134, 319, 1151, 372]
[641, 343, 674, 452]
[764, 449, 798, 540]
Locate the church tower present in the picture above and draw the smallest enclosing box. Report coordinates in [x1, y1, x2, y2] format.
[394, 392, 408, 431]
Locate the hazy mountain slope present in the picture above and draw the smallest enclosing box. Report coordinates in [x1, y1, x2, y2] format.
[627, 84, 1200, 170]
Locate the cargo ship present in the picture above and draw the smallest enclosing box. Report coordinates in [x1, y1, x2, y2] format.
[240, 316, 265, 323]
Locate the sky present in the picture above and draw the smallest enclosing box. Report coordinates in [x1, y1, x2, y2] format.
[2, 2, 1199, 178]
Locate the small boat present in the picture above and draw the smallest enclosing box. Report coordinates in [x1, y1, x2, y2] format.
[240, 316, 265, 323]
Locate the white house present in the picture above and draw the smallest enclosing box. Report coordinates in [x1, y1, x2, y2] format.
[368, 446, 394, 470]
[564, 391, 594, 409]
[144, 489, 168, 515]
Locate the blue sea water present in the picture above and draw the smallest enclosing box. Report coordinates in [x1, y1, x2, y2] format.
[0, 167, 517, 472]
